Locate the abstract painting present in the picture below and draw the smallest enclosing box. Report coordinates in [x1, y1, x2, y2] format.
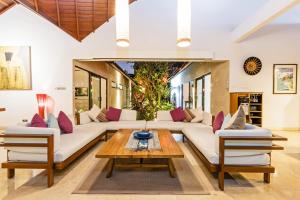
[273, 64, 297, 94]
[0, 46, 31, 90]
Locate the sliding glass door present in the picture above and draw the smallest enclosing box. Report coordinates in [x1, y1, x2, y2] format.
[74, 67, 107, 112]
[196, 73, 211, 112]
[90, 75, 101, 108]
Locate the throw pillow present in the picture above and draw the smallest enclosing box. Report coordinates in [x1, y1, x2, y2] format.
[106, 107, 122, 121]
[170, 108, 186, 122]
[79, 111, 92, 125]
[57, 111, 73, 134]
[47, 113, 59, 129]
[186, 108, 195, 119]
[183, 109, 193, 122]
[190, 108, 204, 123]
[221, 114, 231, 130]
[97, 108, 109, 122]
[88, 104, 101, 122]
[225, 106, 246, 130]
[30, 114, 47, 128]
[212, 111, 224, 133]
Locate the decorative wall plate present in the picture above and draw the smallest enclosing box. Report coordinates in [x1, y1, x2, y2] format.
[243, 57, 262, 75]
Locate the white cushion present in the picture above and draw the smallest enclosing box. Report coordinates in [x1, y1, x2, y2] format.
[182, 127, 270, 165]
[146, 121, 209, 131]
[80, 111, 92, 125]
[215, 124, 272, 157]
[221, 114, 231, 130]
[8, 123, 106, 163]
[157, 111, 173, 121]
[4, 126, 61, 153]
[119, 110, 137, 121]
[190, 108, 204, 123]
[88, 104, 101, 122]
[202, 112, 212, 126]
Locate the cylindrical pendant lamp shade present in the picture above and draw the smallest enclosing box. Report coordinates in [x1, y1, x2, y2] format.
[177, 0, 191, 47]
[116, 0, 130, 47]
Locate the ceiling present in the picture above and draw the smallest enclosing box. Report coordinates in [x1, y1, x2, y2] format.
[0, 0, 135, 41]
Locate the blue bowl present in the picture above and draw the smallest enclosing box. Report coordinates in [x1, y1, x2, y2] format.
[134, 131, 153, 140]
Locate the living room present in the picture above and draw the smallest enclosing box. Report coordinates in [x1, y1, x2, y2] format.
[0, 0, 300, 199]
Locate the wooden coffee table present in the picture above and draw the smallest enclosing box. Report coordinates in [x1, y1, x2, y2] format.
[95, 129, 184, 178]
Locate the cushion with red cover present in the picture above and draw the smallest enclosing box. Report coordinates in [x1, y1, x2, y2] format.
[213, 111, 224, 133]
[170, 108, 186, 122]
[106, 107, 122, 121]
[57, 111, 73, 134]
[30, 114, 47, 128]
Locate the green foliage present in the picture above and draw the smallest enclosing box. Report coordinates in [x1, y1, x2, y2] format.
[132, 62, 174, 120]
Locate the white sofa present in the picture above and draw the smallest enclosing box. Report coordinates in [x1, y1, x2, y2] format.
[182, 123, 286, 190]
[182, 124, 272, 166]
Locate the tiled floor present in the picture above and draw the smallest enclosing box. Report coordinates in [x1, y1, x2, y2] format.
[0, 131, 299, 200]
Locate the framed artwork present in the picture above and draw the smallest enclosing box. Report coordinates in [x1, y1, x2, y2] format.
[75, 87, 88, 96]
[0, 46, 32, 90]
[273, 64, 297, 94]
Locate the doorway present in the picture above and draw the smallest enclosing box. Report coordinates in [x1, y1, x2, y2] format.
[74, 67, 107, 112]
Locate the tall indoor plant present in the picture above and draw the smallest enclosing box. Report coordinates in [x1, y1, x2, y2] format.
[132, 62, 173, 120]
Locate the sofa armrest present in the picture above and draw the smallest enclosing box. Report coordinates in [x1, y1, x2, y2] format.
[2, 126, 60, 153]
[214, 128, 287, 157]
[0, 133, 54, 164]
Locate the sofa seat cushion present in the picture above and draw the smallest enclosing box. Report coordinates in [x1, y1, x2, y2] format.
[103, 120, 146, 130]
[182, 127, 270, 165]
[146, 121, 208, 131]
[8, 123, 106, 163]
[4, 126, 61, 154]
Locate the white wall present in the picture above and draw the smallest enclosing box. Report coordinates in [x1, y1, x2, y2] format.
[0, 1, 300, 129]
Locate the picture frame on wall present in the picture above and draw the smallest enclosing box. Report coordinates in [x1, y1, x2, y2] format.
[273, 64, 297, 94]
[0, 46, 32, 90]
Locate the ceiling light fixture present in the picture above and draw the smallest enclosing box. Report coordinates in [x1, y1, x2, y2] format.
[116, 0, 130, 47]
[177, 0, 191, 48]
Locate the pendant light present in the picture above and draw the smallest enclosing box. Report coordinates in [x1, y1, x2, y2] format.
[177, 0, 191, 47]
[116, 0, 130, 47]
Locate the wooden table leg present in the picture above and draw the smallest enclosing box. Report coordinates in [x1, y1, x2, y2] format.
[106, 158, 115, 178]
[168, 158, 176, 178]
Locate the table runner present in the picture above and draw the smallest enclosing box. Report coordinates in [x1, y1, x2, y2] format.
[125, 130, 161, 150]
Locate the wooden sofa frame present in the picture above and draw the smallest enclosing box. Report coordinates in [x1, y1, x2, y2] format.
[0, 131, 110, 187]
[183, 133, 287, 190]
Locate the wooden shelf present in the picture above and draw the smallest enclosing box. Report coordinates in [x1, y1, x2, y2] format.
[230, 92, 263, 127]
[0, 108, 5, 112]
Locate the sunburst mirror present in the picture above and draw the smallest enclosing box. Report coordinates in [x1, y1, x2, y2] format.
[243, 57, 262, 75]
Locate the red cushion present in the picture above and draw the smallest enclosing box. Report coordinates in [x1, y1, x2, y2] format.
[106, 107, 122, 121]
[30, 114, 47, 128]
[57, 111, 73, 134]
[213, 111, 224, 133]
[170, 108, 186, 122]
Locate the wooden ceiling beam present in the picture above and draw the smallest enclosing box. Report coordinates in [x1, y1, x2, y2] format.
[0, 0, 9, 6]
[74, 0, 80, 40]
[0, 2, 15, 15]
[106, 0, 109, 22]
[92, 0, 95, 31]
[33, 0, 38, 12]
[55, 0, 61, 27]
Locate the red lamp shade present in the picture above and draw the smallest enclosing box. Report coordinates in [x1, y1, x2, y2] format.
[36, 94, 47, 119]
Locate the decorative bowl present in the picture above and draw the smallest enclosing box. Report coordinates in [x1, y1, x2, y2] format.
[134, 131, 153, 140]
